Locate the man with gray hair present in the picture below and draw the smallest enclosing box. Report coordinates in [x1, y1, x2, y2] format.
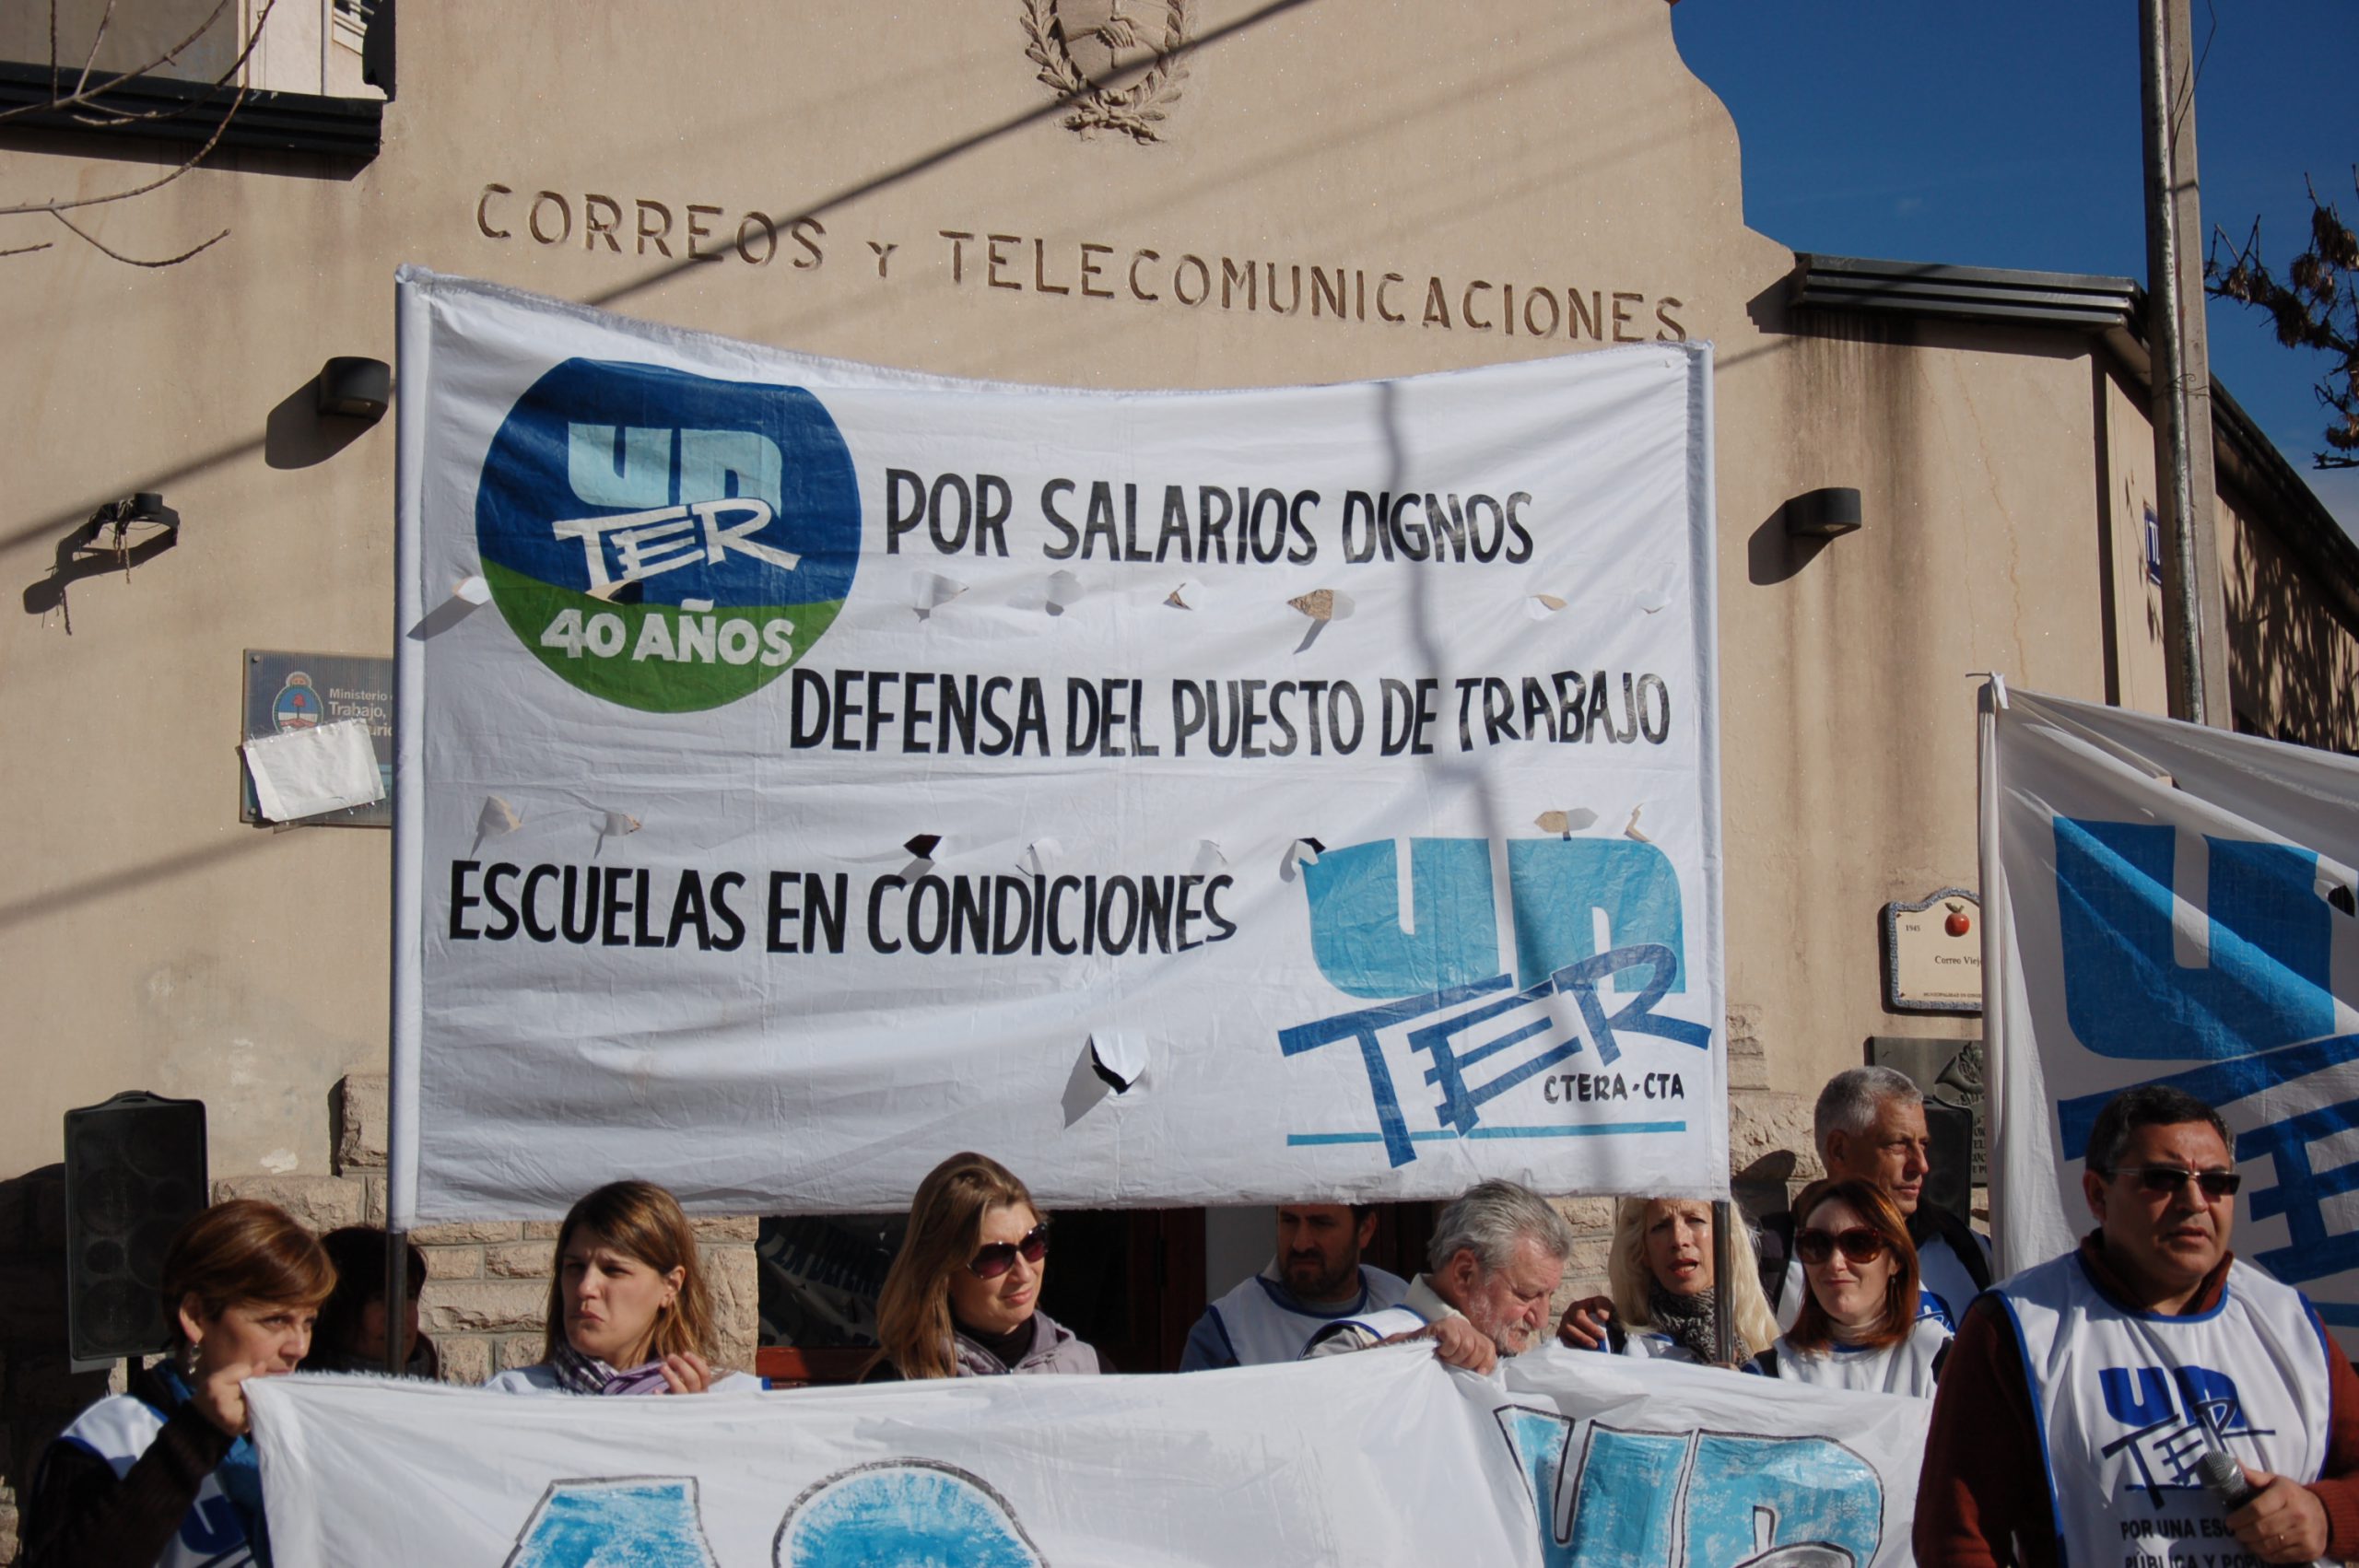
[1303, 1179, 1574, 1375]
[1758, 1064, 1992, 1329]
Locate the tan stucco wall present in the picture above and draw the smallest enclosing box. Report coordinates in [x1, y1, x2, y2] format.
[0, 0, 2311, 1185]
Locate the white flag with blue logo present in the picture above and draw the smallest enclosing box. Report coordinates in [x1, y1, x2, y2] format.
[249, 1351, 1927, 1568]
[391, 269, 1726, 1222]
[1983, 687, 2359, 1347]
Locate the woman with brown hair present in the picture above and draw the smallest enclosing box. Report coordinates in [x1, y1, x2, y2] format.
[23, 1198, 336, 1568]
[1752, 1176, 1954, 1396]
[486, 1179, 761, 1396]
[863, 1152, 1101, 1380]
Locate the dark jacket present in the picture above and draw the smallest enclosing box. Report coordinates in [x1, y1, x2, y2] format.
[21, 1362, 238, 1568]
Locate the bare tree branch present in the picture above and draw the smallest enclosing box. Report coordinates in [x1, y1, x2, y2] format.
[72, 0, 122, 99]
[0, 75, 248, 219]
[47, 207, 225, 267]
[64, 0, 287, 131]
[0, 240, 56, 259]
[0, 0, 238, 125]
[2208, 166, 2359, 471]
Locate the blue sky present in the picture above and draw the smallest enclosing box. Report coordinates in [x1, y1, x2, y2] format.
[1670, 1, 2359, 532]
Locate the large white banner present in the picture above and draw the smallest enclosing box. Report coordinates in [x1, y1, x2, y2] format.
[1983, 688, 2359, 1347]
[392, 269, 1724, 1222]
[251, 1351, 1929, 1567]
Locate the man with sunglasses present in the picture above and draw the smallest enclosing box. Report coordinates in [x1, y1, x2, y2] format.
[1303, 1180, 1574, 1375]
[1919, 1085, 2359, 1568]
[1180, 1204, 1410, 1370]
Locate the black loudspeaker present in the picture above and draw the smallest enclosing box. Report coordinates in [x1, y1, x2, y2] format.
[65, 1092, 207, 1363]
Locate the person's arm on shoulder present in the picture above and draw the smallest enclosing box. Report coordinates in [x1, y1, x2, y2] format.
[21, 1405, 232, 1568]
[1915, 1295, 2050, 1568]
[1177, 1311, 1236, 1372]
[1555, 1295, 1614, 1352]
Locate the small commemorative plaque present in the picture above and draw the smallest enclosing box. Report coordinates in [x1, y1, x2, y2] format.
[1883, 887, 1982, 1013]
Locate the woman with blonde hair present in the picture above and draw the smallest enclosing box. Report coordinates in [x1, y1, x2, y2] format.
[1753, 1176, 1953, 1396]
[863, 1152, 1101, 1380]
[487, 1179, 760, 1395]
[24, 1199, 336, 1568]
[1590, 1196, 1778, 1366]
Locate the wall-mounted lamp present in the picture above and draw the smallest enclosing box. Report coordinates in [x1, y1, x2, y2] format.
[78, 492, 181, 557]
[317, 357, 391, 421]
[1783, 486, 1862, 541]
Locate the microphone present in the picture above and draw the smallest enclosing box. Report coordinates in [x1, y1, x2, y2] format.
[2198, 1449, 2257, 1511]
[2202, 1448, 2331, 1568]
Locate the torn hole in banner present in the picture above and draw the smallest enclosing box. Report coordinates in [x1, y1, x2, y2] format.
[902, 832, 940, 879]
[913, 573, 966, 622]
[471, 794, 522, 854]
[1279, 837, 1324, 883]
[1534, 809, 1598, 838]
[406, 574, 495, 640]
[1089, 1032, 1149, 1094]
[594, 809, 641, 856]
[1018, 838, 1061, 876]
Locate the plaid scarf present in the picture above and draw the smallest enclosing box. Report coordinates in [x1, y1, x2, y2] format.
[1647, 1282, 1753, 1367]
[547, 1340, 674, 1396]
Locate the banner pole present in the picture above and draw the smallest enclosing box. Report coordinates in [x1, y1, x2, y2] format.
[1711, 1199, 1734, 1365]
[382, 1225, 408, 1375]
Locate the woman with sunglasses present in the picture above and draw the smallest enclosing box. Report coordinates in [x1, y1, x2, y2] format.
[1753, 1177, 1953, 1396]
[1590, 1197, 1781, 1366]
[487, 1179, 762, 1396]
[864, 1152, 1101, 1380]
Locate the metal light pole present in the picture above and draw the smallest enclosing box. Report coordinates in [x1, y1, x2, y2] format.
[2140, 0, 2231, 726]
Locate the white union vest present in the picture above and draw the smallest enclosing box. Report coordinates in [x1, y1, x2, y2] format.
[56, 1394, 254, 1568]
[1996, 1252, 2331, 1568]
[1205, 1266, 1411, 1365]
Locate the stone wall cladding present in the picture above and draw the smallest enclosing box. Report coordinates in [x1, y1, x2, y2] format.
[197, 1074, 765, 1389]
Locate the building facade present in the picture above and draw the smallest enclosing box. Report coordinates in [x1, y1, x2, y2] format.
[4, 0, 2356, 1550]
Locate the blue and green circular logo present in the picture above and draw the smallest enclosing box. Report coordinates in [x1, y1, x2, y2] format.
[475, 358, 859, 712]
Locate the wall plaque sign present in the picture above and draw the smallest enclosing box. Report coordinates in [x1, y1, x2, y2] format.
[241, 649, 393, 827]
[1882, 886, 1981, 1013]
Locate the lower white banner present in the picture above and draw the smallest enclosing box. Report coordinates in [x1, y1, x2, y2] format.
[251, 1350, 1929, 1567]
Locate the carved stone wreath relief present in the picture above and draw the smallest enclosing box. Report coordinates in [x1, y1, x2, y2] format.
[1021, 0, 1191, 143]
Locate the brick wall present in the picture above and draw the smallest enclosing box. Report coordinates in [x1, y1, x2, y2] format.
[214, 1075, 762, 1384]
